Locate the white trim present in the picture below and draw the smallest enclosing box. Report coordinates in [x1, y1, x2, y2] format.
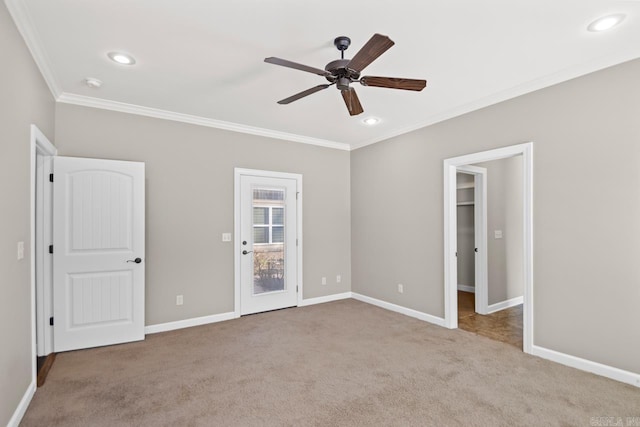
[456, 182, 475, 190]
[351, 293, 446, 327]
[58, 93, 350, 151]
[35, 154, 54, 356]
[299, 292, 352, 307]
[349, 48, 640, 150]
[486, 296, 523, 314]
[144, 312, 236, 334]
[29, 124, 57, 383]
[531, 345, 640, 388]
[4, 0, 62, 98]
[234, 168, 303, 317]
[444, 142, 534, 355]
[6, 381, 36, 427]
[457, 284, 475, 293]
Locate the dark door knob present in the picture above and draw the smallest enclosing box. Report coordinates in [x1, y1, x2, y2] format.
[127, 258, 142, 264]
[242, 250, 253, 255]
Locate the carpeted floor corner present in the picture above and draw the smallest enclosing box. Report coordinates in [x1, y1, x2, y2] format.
[21, 299, 639, 426]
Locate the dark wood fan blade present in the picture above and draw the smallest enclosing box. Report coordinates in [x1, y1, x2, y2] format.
[346, 34, 395, 73]
[277, 84, 331, 104]
[265, 57, 330, 76]
[360, 76, 427, 91]
[341, 88, 364, 116]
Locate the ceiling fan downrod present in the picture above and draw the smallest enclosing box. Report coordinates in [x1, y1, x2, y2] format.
[334, 36, 351, 59]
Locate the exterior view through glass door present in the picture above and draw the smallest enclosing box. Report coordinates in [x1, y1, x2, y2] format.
[239, 173, 298, 315]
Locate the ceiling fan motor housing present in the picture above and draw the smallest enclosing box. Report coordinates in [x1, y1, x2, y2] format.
[325, 59, 360, 90]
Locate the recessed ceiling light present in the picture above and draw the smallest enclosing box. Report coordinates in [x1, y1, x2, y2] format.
[363, 117, 380, 126]
[587, 14, 626, 32]
[107, 52, 136, 65]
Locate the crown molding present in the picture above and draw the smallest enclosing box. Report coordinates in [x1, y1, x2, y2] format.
[5, 0, 62, 98]
[350, 49, 640, 151]
[57, 93, 351, 151]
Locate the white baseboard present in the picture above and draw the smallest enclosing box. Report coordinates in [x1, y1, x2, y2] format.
[487, 296, 523, 314]
[299, 292, 352, 307]
[351, 292, 446, 327]
[145, 311, 236, 334]
[7, 380, 36, 427]
[457, 284, 475, 293]
[531, 345, 640, 388]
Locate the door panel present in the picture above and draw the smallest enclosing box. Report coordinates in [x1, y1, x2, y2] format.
[53, 157, 145, 352]
[240, 175, 297, 315]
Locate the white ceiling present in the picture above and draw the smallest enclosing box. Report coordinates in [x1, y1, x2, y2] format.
[8, 0, 640, 150]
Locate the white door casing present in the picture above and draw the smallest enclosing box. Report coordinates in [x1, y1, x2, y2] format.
[235, 169, 302, 316]
[443, 142, 533, 354]
[53, 156, 145, 352]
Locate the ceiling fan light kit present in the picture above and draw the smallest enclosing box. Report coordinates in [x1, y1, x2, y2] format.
[265, 33, 427, 116]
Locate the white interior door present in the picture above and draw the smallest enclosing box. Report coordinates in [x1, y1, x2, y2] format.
[239, 174, 298, 315]
[53, 156, 145, 352]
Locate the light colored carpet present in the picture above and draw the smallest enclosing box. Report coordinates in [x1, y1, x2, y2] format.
[22, 299, 639, 426]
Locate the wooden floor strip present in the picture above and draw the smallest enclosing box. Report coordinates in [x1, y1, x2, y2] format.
[457, 291, 523, 349]
[37, 353, 56, 387]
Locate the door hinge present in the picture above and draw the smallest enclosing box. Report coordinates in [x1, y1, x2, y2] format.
[49, 245, 53, 254]
[49, 173, 53, 182]
[296, 238, 298, 246]
[455, 251, 458, 257]
[296, 285, 299, 293]
[49, 317, 54, 326]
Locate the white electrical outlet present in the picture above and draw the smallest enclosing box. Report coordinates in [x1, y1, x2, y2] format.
[222, 233, 232, 242]
[17, 241, 24, 260]
[176, 295, 184, 306]
[321, 277, 327, 285]
[398, 284, 404, 294]
[336, 275, 341, 283]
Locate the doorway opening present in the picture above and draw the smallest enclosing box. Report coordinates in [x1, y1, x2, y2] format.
[455, 160, 523, 349]
[444, 142, 533, 353]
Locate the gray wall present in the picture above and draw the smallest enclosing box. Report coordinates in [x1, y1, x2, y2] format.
[0, 3, 55, 425]
[352, 58, 640, 373]
[476, 157, 524, 305]
[54, 104, 351, 326]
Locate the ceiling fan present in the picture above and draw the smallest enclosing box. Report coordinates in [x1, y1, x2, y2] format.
[264, 34, 427, 116]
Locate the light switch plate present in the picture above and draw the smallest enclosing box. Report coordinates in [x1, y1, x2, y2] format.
[494, 230, 503, 239]
[222, 233, 232, 242]
[17, 241, 24, 260]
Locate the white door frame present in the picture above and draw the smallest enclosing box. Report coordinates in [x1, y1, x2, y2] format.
[233, 168, 303, 317]
[444, 142, 533, 354]
[456, 165, 489, 315]
[30, 125, 57, 371]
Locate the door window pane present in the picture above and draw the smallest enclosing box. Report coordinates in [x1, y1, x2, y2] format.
[272, 207, 284, 225]
[272, 226, 284, 243]
[253, 207, 269, 225]
[253, 227, 268, 244]
[252, 188, 285, 295]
